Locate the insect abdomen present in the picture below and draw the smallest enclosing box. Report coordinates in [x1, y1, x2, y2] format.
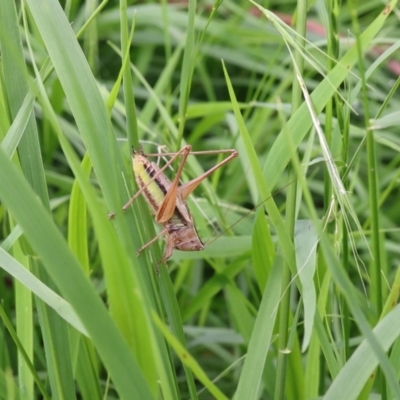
[132, 155, 171, 214]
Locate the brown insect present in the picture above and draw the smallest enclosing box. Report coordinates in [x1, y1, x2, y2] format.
[121, 145, 238, 264]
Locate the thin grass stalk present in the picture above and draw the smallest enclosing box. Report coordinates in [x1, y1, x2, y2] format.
[338, 97, 352, 361]
[336, 67, 352, 366]
[323, 0, 335, 211]
[121, 0, 139, 148]
[177, 0, 196, 146]
[325, 0, 352, 363]
[350, 0, 382, 320]
[0, 302, 50, 399]
[323, 0, 340, 212]
[349, 2, 385, 398]
[342, 160, 351, 364]
[160, 0, 173, 115]
[274, 1, 307, 398]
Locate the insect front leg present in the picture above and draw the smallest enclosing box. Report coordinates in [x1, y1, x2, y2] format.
[138, 228, 175, 269]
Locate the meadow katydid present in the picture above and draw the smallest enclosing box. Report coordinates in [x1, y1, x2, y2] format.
[120, 145, 238, 264]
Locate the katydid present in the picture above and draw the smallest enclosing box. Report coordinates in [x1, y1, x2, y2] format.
[121, 145, 238, 264]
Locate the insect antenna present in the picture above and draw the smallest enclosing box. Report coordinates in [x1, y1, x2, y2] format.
[204, 179, 297, 247]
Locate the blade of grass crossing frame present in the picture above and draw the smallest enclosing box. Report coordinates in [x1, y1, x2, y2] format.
[315, 271, 341, 379]
[23, 0, 159, 396]
[23, 5, 152, 394]
[304, 323, 320, 399]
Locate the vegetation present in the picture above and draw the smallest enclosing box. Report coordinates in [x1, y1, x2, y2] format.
[0, 0, 399, 398]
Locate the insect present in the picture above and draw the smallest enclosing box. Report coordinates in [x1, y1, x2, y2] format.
[120, 145, 238, 264]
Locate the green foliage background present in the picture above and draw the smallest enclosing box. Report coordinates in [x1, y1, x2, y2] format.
[0, 0, 400, 399]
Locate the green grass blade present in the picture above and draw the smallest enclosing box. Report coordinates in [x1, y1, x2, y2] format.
[14, 243, 34, 400]
[0, 301, 49, 400]
[252, 210, 274, 291]
[0, 0, 49, 207]
[153, 312, 229, 400]
[324, 305, 400, 399]
[73, 338, 102, 400]
[234, 255, 283, 399]
[177, 0, 197, 145]
[68, 155, 91, 274]
[31, 258, 77, 400]
[294, 220, 318, 351]
[0, 247, 86, 335]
